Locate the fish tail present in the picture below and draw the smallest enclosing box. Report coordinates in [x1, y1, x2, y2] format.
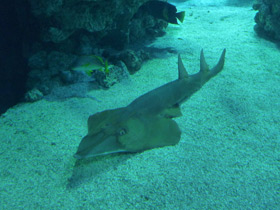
[176, 11, 185, 23]
[85, 70, 93, 76]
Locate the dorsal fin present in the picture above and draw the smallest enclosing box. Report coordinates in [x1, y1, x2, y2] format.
[178, 54, 188, 79]
[200, 49, 210, 73]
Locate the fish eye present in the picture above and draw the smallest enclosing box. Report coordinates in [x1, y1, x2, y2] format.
[119, 129, 126, 136]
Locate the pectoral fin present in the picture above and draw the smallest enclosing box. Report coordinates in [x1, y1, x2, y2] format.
[118, 115, 181, 152]
[74, 133, 126, 159]
[160, 105, 182, 118]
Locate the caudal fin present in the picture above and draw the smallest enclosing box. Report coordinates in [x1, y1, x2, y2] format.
[176, 11, 185, 23]
[210, 49, 226, 76]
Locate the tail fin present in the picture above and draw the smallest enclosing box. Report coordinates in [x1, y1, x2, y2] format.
[199, 49, 226, 81]
[176, 11, 185, 23]
[210, 49, 226, 77]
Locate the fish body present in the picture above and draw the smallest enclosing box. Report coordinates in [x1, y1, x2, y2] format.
[142, 1, 185, 24]
[71, 55, 111, 76]
[75, 49, 226, 159]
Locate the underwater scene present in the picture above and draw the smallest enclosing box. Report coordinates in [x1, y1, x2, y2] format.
[0, 0, 279, 209]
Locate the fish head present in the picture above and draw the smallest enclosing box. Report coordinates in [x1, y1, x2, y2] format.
[74, 108, 181, 159]
[74, 108, 127, 159]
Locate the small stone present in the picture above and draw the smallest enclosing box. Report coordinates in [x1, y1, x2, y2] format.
[24, 88, 44, 102]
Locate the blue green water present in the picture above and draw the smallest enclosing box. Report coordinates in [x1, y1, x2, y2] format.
[0, 3, 279, 210]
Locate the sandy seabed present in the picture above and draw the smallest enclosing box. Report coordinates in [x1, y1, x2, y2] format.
[0, 5, 279, 210]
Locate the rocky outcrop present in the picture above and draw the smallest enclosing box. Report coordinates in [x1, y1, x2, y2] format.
[27, 0, 166, 51]
[253, 0, 280, 41]
[0, 0, 169, 114]
[26, 0, 167, 100]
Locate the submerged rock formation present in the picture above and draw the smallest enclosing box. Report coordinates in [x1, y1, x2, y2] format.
[27, 0, 167, 51]
[29, 0, 146, 45]
[0, 0, 172, 113]
[26, 0, 168, 98]
[253, 0, 280, 41]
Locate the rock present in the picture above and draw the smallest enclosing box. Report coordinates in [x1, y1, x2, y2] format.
[27, 0, 167, 53]
[28, 51, 47, 69]
[119, 50, 149, 74]
[93, 62, 130, 88]
[254, 0, 280, 41]
[28, 0, 151, 46]
[3, 0, 170, 113]
[47, 51, 76, 76]
[24, 88, 44, 102]
[24, 0, 167, 100]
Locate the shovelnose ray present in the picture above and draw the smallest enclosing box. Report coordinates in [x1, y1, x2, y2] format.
[74, 49, 226, 159]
